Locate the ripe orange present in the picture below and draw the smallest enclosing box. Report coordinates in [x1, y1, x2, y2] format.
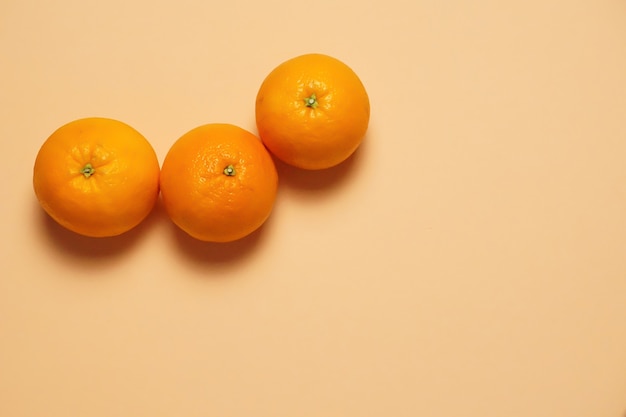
[33, 117, 160, 237]
[255, 53, 370, 170]
[160, 123, 278, 243]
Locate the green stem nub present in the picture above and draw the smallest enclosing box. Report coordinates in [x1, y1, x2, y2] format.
[223, 164, 236, 176]
[80, 163, 95, 178]
[304, 93, 318, 108]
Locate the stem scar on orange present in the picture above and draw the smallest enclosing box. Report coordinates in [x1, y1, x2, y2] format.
[32, 117, 161, 238]
[255, 53, 370, 170]
[159, 123, 278, 243]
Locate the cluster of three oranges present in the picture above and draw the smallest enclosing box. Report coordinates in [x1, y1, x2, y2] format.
[33, 54, 370, 242]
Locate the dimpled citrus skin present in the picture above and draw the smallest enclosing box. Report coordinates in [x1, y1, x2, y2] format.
[255, 53, 370, 170]
[32, 117, 160, 238]
[159, 123, 278, 243]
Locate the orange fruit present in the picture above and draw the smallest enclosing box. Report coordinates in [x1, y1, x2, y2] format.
[33, 117, 160, 238]
[160, 123, 278, 243]
[255, 53, 370, 170]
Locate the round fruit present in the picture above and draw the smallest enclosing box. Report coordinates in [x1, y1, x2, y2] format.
[255, 53, 370, 170]
[160, 123, 278, 243]
[33, 117, 160, 238]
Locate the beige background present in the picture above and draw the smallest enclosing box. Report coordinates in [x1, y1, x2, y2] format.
[1, 0, 626, 415]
